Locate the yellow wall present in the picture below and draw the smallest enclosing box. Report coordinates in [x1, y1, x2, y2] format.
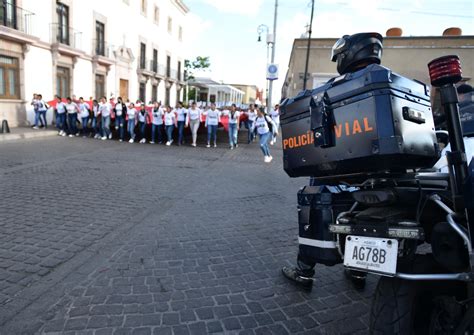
[231, 84, 257, 104]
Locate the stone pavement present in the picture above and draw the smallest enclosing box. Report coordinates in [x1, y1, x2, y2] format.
[0, 131, 375, 335]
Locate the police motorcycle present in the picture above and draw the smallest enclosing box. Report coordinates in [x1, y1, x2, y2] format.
[280, 33, 474, 333]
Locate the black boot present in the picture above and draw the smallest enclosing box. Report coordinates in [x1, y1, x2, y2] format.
[282, 266, 313, 289]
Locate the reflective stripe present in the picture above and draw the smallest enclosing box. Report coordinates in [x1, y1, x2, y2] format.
[298, 237, 336, 249]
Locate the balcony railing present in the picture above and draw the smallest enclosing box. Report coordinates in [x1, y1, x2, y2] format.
[92, 39, 110, 57]
[138, 57, 147, 70]
[149, 59, 158, 73]
[147, 60, 166, 76]
[0, 1, 35, 35]
[170, 69, 177, 80]
[158, 64, 166, 76]
[50, 23, 82, 49]
[167, 69, 183, 81]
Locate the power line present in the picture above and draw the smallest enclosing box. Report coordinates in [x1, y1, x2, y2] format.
[409, 10, 473, 19]
[278, 1, 474, 19]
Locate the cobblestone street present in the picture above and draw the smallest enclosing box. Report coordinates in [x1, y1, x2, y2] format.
[0, 133, 375, 334]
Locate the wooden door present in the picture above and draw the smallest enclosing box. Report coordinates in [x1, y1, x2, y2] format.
[119, 79, 129, 101]
[56, 66, 70, 98]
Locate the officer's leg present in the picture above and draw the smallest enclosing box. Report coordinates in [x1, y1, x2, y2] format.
[282, 246, 316, 289]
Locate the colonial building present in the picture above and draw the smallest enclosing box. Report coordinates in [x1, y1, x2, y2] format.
[230, 84, 258, 105]
[282, 29, 474, 99]
[188, 77, 245, 106]
[0, 0, 188, 127]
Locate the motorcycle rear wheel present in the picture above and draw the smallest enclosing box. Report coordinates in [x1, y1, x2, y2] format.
[369, 275, 466, 334]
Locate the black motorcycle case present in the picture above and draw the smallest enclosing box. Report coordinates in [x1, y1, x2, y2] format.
[280, 64, 439, 179]
[297, 185, 354, 266]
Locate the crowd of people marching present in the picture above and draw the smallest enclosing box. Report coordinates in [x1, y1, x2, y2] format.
[30, 94, 280, 163]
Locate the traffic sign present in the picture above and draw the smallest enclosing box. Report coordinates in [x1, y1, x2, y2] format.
[266, 63, 279, 80]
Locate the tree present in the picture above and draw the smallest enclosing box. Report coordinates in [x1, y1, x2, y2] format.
[184, 56, 211, 81]
[184, 56, 211, 104]
[187, 87, 197, 103]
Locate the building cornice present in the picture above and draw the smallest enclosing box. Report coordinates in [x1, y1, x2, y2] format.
[0, 26, 40, 45]
[171, 0, 189, 14]
[294, 35, 474, 42]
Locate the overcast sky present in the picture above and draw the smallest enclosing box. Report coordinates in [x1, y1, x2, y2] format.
[184, 0, 474, 103]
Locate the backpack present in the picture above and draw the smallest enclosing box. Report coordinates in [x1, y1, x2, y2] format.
[263, 114, 273, 133]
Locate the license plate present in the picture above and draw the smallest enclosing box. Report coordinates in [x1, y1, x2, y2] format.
[344, 236, 398, 275]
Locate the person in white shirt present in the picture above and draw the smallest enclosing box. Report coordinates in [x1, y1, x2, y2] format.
[127, 102, 137, 143]
[205, 103, 220, 148]
[31, 93, 40, 129]
[164, 106, 177, 146]
[151, 101, 164, 144]
[270, 104, 281, 145]
[65, 97, 79, 137]
[137, 104, 150, 144]
[253, 108, 278, 163]
[78, 97, 90, 137]
[114, 97, 127, 142]
[435, 137, 474, 173]
[91, 100, 101, 139]
[99, 96, 112, 140]
[246, 104, 258, 143]
[55, 95, 67, 136]
[37, 94, 49, 129]
[32, 94, 48, 129]
[175, 101, 187, 145]
[186, 101, 202, 147]
[227, 104, 240, 149]
[434, 84, 474, 172]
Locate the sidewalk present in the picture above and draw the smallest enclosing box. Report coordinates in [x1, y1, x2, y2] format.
[0, 127, 58, 142]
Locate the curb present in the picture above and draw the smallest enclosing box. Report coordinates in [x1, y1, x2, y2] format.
[0, 129, 58, 142]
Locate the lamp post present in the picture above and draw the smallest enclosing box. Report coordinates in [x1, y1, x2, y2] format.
[303, 0, 315, 90]
[257, 24, 272, 112]
[257, 0, 278, 115]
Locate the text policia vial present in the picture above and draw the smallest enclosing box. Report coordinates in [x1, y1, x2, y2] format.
[283, 117, 374, 150]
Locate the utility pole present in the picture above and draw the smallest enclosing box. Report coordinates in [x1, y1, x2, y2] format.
[267, 0, 278, 115]
[303, 0, 315, 90]
[266, 42, 270, 111]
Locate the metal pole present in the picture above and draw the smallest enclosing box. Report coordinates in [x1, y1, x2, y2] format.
[267, 0, 278, 114]
[266, 42, 270, 110]
[185, 83, 189, 105]
[303, 0, 315, 90]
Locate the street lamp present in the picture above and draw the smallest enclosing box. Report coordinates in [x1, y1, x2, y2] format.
[257, 24, 273, 112]
[257, 0, 278, 115]
[303, 0, 315, 90]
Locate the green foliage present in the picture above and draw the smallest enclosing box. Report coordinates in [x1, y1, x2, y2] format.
[184, 56, 211, 103]
[184, 56, 211, 81]
[187, 87, 197, 102]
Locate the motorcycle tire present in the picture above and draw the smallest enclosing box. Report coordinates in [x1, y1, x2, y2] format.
[369, 276, 422, 334]
[369, 275, 466, 334]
